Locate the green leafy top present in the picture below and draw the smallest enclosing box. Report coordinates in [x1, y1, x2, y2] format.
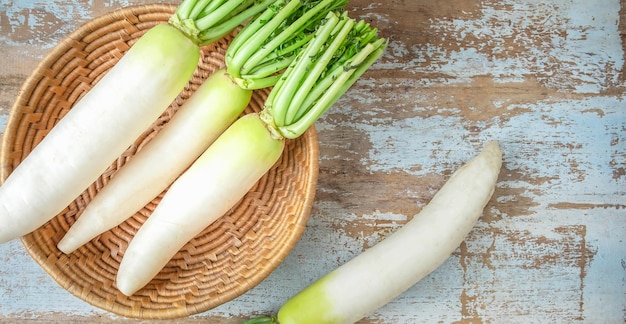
[224, 0, 350, 90]
[261, 11, 387, 139]
[169, 0, 276, 46]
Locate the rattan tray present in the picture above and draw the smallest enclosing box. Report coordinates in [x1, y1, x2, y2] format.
[0, 4, 319, 319]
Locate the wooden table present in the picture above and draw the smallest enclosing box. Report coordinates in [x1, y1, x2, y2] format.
[1, 0, 625, 322]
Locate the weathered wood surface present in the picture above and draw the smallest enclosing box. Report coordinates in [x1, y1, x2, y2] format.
[1, 0, 625, 323]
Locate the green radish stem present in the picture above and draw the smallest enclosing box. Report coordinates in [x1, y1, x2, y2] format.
[244, 141, 503, 324]
[225, 0, 350, 90]
[115, 11, 386, 296]
[0, 0, 277, 244]
[58, 0, 348, 254]
[264, 12, 386, 139]
[170, 0, 277, 46]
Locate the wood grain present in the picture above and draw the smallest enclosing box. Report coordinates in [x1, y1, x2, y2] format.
[1, 0, 625, 323]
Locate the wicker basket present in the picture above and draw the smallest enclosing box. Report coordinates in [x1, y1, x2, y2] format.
[0, 4, 319, 319]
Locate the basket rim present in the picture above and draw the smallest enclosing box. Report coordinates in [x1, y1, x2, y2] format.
[1, 4, 320, 319]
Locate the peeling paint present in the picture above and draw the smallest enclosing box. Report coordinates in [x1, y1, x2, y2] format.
[369, 0, 624, 93]
[0, 0, 625, 322]
[0, 0, 178, 74]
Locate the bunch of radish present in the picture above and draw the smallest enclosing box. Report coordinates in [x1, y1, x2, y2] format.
[0, 0, 387, 295]
[115, 9, 386, 296]
[0, 0, 351, 247]
[0, 0, 278, 243]
[0, 0, 504, 321]
[57, 0, 349, 255]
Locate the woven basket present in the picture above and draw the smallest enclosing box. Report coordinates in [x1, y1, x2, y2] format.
[0, 4, 319, 319]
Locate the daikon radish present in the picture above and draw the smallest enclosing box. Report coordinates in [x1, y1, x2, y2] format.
[0, 0, 277, 244]
[56, 69, 251, 253]
[58, 0, 348, 254]
[116, 11, 387, 296]
[244, 141, 503, 324]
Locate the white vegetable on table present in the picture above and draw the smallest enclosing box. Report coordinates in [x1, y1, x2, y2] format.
[0, 0, 277, 244]
[244, 141, 503, 324]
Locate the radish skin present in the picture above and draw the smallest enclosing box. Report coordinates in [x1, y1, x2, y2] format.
[0, 24, 199, 244]
[57, 68, 251, 254]
[262, 141, 503, 324]
[116, 113, 284, 296]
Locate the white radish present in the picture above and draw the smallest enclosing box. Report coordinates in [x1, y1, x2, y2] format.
[115, 113, 285, 296]
[0, 23, 199, 243]
[245, 141, 503, 324]
[115, 11, 386, 296]
[56, 69, 251, 254]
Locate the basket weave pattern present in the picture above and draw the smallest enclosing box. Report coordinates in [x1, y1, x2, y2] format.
[0, 4, 319, 319]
